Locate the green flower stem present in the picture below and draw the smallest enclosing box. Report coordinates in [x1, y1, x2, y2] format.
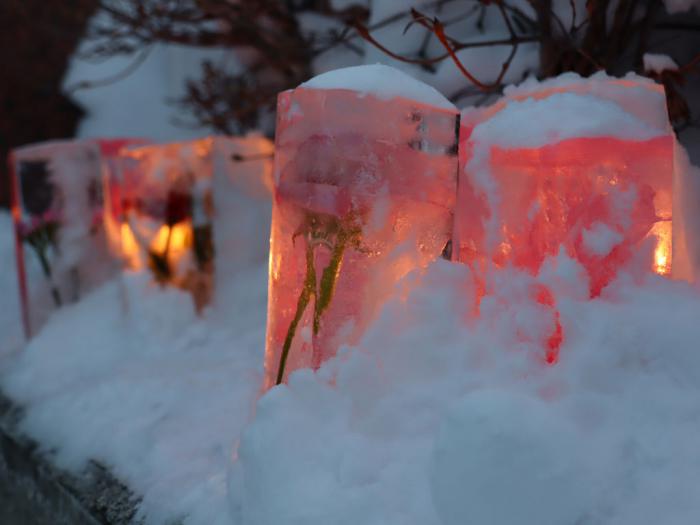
[276, 242, 316, 385]
[275, 213, 363, 384]
[313, 230, 348, 336]
[26, 225, 63, 307]
[36, 247, 62, 307]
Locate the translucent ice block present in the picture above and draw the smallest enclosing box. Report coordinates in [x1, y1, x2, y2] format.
[453, 74, 675, 361]
[455, 75, 674, 289]
[10, 139, 117, 338]
[111, 136, 272, 311]
[264, 81, 459, 388]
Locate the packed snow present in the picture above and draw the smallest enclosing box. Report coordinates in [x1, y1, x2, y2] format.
[470, 92, 664, 149]
[643, 53, 680, 74]
[229, 255, 700, 525]
[301, 64, 456, 110]
[0, 222, 268, 524]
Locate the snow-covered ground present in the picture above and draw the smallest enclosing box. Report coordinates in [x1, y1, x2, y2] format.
[231, 256, 700, 525]
[0, 213, 267, 523]
[4, 207, 700, 524]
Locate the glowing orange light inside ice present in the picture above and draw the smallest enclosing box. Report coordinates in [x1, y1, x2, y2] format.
[268, 246, 282, 282]
[120, 223, 141, 269]
[150, 222, 192, 257]
[652, 221, 672, 276]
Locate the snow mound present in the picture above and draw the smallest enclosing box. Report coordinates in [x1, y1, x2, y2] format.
[431, 390, 591, 525]
[503, 71, 660, 99]
[644, 53, 679, 74]
[471, 92, 664, 149]
[498, 71, 669, 132]
[301, 64, 457, 110]
[230, 257, 700, 525]
[0, 265, 268, 525]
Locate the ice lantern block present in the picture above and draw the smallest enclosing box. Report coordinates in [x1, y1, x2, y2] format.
[10, 140, 119, 339]
[111, 137, 273, 312]
[264, 65, 459, 388]
[453, 74, 675, 342]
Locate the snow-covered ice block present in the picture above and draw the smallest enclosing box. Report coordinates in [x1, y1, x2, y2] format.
[264, 65, 459, 388]
[10, 139, 123, 339]
[109, 136, 272, 312]
[454, 73, 675, 298]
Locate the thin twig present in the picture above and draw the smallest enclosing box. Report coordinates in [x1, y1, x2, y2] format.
[679, 52, 700, 73]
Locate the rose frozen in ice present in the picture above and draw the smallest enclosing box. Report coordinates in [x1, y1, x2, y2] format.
[273, 133, 381, 385]
[16, 159, 63, 306]
[18, 208, 64, 307]
[164, 189, 193, 226]
[278, 133, 386, 219]
[19, 160, 55, 217]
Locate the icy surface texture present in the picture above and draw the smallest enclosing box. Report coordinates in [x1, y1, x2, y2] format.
[10, 139, 117, 338]
[264, 68, 459, 388]
[111, 137, 272, 312]
[454, 74, 675, 302]
[672, 145, 700, 281]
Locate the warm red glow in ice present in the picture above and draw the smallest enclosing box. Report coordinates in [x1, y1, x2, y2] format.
[264, 87, 459, 388]
[651, 221, 672, 276]
[454, 78, 675, 364]
[534, 284, 562, 365]
[482, 135, 674, 296]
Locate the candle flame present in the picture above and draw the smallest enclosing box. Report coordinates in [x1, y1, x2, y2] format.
[118, 221, 192, 273]
[120, 223, 141, 269]
[151, 222, 192, 254]
[652, 221, 671, 276]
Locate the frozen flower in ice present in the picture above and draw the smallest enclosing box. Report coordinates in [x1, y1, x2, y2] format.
[165, 189, 193, 226]
[19, 160, 55, 217]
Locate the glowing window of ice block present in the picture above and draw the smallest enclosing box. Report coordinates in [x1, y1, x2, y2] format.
[453, 76, 674, 363]
[112, 136, 273, 312]
[98, 138, 151, 265]
[454, 75, 674, 299]
[9, 139, 116, 339]
[264, 73, 459, 388]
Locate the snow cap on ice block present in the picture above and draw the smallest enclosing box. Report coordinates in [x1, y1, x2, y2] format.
[264, 64, 459, 388]
[112, 136, 273, 312]
[10, 139, 118, 339]
[453, 73, 675, 362]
